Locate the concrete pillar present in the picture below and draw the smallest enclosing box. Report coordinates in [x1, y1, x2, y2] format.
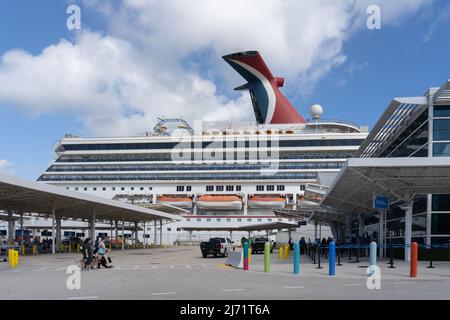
[230, 231, 233, 241]
[426, 194, 432, 247]
[52, 205, 56, 255]
[20, 213, 24, 247]
[314, 218, 318, 240]
[56, 217, 62, 250]
[121, 219, 125, 251]
[152, 194, 157, 205]
[404, 201, 413, 262]
[115, 220, 119, 240]
[143, 222, 146, 248]
[378, 210, 384, 256]
[189, 230, 193, 242]
[7, 211, 14, 244]
[159, 219, 163, 246]
[154, 220, 157, 245]
[134, 222, 138, 246]
[358, 214, 364, 237]
[90, 211, 96, 242]
[110, 220, 113, 240]
[243, 194, 248, 216]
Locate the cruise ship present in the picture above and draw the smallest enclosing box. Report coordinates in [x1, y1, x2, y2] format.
[37, 51, 369, 243]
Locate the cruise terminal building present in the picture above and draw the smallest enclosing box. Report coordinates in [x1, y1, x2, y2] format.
[321, 80, 450, 260]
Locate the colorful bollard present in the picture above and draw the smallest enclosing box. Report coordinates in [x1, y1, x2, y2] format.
[279, 247, 284, 260]
[264, 242, 271, 273]
[410, 242, 418, 278]
[243, 241, 249, 271]
[284, 245, 289, 259]
[329, 241, 336, 276]
[293, 241, 300, 275]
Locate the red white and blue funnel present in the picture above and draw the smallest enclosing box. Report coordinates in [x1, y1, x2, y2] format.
[223, 51, 306, 125]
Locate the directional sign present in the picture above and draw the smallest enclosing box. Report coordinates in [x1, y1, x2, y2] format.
[373, 195, 389, 209]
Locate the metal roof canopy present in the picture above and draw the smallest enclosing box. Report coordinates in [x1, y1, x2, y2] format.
[274, 208, 346, 224]
[321, 157, 450, 215]
[182, 222, 298, 232]
[0, 173, 179, 223]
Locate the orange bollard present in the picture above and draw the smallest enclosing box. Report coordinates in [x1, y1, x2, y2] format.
[410, 242, 418, 278]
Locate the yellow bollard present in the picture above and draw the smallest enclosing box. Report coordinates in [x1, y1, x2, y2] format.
[32, 245, 37, 255]
[77, 244, 80, 253]
[69, 244, 72, 253]
[8, 249, 13, 266]
[248, 249, 252, 264]
[284, 245, 289, 259]
[21, 245, 25, 256]
[279, 247, 284, 260]
[60, 244, 64, 252]
[109, 243, 112, 251]
[15, 251, 19, 267]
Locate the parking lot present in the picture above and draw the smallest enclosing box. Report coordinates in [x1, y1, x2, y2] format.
[1, 246, 450, 300]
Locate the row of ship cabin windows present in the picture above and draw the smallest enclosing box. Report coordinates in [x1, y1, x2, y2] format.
[66, 186, 153, 192]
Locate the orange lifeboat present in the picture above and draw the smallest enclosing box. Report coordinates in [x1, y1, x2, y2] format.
[248, 195, 286, 209]
[196, 195, 243, 210]
[158, 196, 193, 209]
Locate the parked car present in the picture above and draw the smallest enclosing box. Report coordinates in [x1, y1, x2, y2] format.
[251, 237, 274, 254]
[200, 237, 234, 258]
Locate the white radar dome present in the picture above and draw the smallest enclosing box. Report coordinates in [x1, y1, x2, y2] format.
[310, 104, 324, 120]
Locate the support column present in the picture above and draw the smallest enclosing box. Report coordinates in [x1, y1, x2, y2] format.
[121, 218, 125, 251]
[115, 220, 119, 241]
[110, 220, 114, 241]
[143, 222, 146, 248]
[230, 231, 233, 242]
[159, 219, 163, 246]
[56, 217, 62, 251]
[378, 210, 384, 256]
[243, 194, 248, 216]
[358, 214, 364, 237]
[154, 220, 157, 245]
[20, 213, 24, 248]
[52, 205, 56, 255]
[7, 211, 14, 244]
[404, 201, 413, 262]
[90, 211, 96, 242]
[426, 194, 432, 247]
[314, 218, 318, 240]
[134, 222, 138, 246]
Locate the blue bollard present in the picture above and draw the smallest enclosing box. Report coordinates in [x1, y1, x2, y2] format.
[329, 241, 336, 276]
[294, 241, 300, 275]
[369, 241, 377, 275]
[243, 241, 249, 271]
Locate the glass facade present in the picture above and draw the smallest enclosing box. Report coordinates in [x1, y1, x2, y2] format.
[433, 119, 450, 141]
[380, 110, 429, 158]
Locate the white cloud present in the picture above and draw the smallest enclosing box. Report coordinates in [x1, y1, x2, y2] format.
[0, 160, 14, 174]
[0, 0, 431, 135]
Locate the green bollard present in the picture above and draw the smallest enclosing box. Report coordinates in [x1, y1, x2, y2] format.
[264, 242, 270, 273]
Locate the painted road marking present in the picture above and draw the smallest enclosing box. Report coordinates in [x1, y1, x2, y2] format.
[68, 296, 98, 300]
[151, 292, 176, 295]
[394, 282, 411, 284]
[283, 286, 305, 289]
[222, 289, 246, 292]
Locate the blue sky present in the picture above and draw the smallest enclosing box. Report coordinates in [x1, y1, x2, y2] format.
[0, 0, 449, 180]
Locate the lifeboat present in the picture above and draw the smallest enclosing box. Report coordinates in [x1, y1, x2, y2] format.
[248, 195, 286, 209]
[196, 195, 242, 210]
[158, 196, 193, 209]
